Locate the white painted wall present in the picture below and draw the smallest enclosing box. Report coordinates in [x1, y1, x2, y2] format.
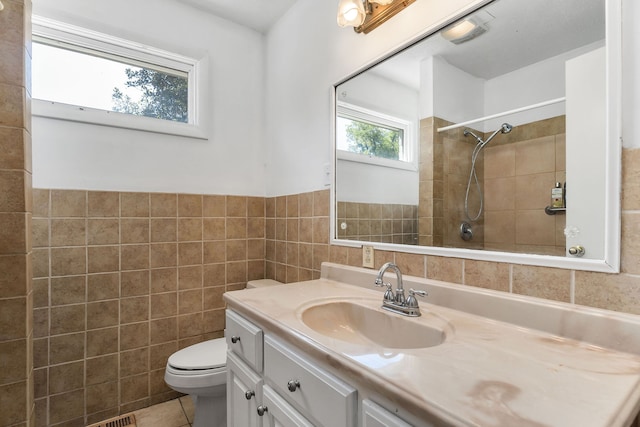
[431, 56, 484, 125]
[32, 0, 267, 195]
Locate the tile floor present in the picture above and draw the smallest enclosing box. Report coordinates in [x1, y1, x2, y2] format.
[132, 396, 195, 427]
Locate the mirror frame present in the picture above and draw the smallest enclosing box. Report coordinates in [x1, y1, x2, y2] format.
[330, 0, 622, 273]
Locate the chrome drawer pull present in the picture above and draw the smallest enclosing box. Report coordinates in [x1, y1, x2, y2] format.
[257, 405, 268, 416]
[245, 390, 255, 400]
[231, 336, 240, 343]
[287, 379, 300, 392]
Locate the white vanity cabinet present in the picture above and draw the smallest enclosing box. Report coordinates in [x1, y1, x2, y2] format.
[226, 309, 416, 427]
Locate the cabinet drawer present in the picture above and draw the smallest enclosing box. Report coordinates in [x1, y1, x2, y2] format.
[363, 400, 414, 427]
[261, 385, 314, 427]
[264, 335, 357, 427]
[226, 310, 263, 372]
[227, 351, 263, 427]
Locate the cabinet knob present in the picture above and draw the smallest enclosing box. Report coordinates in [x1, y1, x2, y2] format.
[230, 336, 240, 344]
[244, 390, 255, 400]
[287, 379, 300, 392]
[257, 405, 268, 416]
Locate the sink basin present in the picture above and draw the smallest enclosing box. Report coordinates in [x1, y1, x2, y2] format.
[299, 300, 448, 349]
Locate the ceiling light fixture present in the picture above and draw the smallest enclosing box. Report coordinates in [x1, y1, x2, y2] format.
[337, 0, 416, 34]
[441, 18, 487, 44]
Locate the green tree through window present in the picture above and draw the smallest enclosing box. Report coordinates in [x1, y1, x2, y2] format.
[112, 68, 188, 123]
[345, 120, 401, 160]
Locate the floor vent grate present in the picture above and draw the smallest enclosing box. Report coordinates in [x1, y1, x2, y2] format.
[87, 413, 137, 427]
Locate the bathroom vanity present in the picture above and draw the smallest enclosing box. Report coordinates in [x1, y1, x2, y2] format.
[224, 263, 640, 426]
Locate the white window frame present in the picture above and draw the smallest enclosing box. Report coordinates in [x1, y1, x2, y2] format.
[32, 16, 208, 140]
[336, 101, 417, 171]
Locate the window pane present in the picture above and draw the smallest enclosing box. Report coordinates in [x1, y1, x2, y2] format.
[32, 42, 188, 123]
[337, 116, 403, 161]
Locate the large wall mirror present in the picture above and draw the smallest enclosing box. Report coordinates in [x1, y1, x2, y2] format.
[332, 0, 621, 272]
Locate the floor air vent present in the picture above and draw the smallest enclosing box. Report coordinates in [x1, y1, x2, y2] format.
[87, 413, 137, 427]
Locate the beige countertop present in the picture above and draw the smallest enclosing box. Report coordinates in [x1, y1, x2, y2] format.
[224, 273, 640, 426]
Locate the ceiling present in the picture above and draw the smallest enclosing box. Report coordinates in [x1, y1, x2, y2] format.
[175, 0, 299, 33]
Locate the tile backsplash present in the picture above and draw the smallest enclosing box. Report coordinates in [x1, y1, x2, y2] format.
[31, 153, 640, 425]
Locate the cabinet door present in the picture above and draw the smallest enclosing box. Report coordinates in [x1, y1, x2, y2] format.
[260, 385, 314, 427]
[227, 351, 263, 427]
[363, 400, 413, 427]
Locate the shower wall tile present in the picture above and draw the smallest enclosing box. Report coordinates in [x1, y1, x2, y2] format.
[32, 188, 266, 425]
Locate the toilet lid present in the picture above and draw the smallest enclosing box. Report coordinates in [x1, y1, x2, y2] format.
[168, 338, 228, 370]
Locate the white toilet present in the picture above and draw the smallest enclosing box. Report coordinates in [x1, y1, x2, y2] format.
[164, 279, 282, 427]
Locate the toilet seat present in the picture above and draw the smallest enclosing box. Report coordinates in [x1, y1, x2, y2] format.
[164, 338, 228, 395]
[168, 339, 227, 371]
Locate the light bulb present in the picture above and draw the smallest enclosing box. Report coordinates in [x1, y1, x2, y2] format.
[370, 0, 394, 4]
[337, 0, 366, 27]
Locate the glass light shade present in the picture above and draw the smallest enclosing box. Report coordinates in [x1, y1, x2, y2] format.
[441, 19, 478, 41]
[337, 0, 366, 27]
[369, 0, 395, 4]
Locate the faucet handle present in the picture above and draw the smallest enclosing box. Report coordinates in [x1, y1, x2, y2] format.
[376, 281, 395, 302]
[406, 289, 427, 309]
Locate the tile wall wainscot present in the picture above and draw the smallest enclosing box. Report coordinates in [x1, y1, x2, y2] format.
[31, 190, 266, 426]
[28, 145, 640, 425]
[0, 0, 34, 426]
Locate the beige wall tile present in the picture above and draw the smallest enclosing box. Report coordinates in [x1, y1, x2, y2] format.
[0, 339, 28, 386]
[86, 381, 118, 415]
[484, 144, 515, 179]
[50, 332, 85, 364]
[120, 296, 149, 324]
[121, 193, 149, 217]
[87, 245, 119, 273]
[51, 190, 85, 217]
[120, 373, 149, 404]
[50, 304, 86, 337]
[0, 254, 29, 298]
[151, 218, 177, 242]
[178, 194, 202, 217]
[226, 217, 247, 239]
[49, 360, 83, 394]
[151, 292, 177, 319]
[575, 271, 640, 314]
[0, 381, 27, 425]
[0, 212, 28, 254]
[150, 268, 177, 294]
[203, 218, 225, 240]
[512, 265, 570, 302]
[121, 270, 149, 297]
[226, 196, 246, 218]
[121, 218, 149, 244]
[88, 191, 119, 217]
[178, 218, 202, 241]
[32, 189, 49, 217]
[50, 275, 85, 306]
[120, 245, 149, 270]
[87, 273, 119, 302]
[427, 256, 463, 283]
[120, 347, 148, 378]
[621, 212, 640, 274]
[248, 197, 265, 218]
[203, 195, 225, 217]
[87, 301, 119, 330]
[150, 318, 177, 345]
[86, 327, 117, 358]
[51, 219, 86, 247]
[203, 241, 225, 264]
[178, 265, 202, 289]
[87, 218, 119, 245]
[515, 172, 556, 210]
[120, 322, 149, 351]
[515, 136, 556, 175]
[178, 289, 202, 314]
[0, 169, 27, 212]
[150, 193, 177, 217]
[0, 297, 26, 341]
[150, 243, 177, 268]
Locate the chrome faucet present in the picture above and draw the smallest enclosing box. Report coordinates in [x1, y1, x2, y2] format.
[374, 262, 427, 317]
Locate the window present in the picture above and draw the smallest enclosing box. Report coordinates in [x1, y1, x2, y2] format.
[336, 102, 416, 170]
[32, 16, 206, 139]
